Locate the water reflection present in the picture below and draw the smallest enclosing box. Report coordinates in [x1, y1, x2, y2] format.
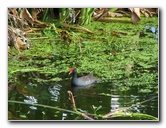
[24, 96, 38, 110]
[8, 79, 158, 120]
[48, 84, 62, 102]
[71, 83, 96, 94]
[111, 97, 119, 111]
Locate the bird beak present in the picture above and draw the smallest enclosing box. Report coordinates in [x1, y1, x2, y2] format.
[69, 71, 72, 75]
[69, 68, 74, 75]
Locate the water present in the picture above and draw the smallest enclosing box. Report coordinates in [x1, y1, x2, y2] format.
[8, 77, 158, 120]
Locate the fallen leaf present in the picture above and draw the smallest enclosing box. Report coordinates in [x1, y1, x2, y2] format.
[8, 8, 18, 16]
[129, 8, 141, 24]
[20, 8, 34, 26]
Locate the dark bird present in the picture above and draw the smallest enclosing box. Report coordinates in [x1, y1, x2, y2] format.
[69, 68, 100, 87]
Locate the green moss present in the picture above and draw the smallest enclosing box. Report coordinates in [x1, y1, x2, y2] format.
[8, 17, 158, 94]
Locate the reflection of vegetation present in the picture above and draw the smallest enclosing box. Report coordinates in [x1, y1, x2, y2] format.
[8, 93, 158, 120]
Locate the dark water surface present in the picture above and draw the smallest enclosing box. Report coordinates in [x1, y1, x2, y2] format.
[8, 78, 158, 120]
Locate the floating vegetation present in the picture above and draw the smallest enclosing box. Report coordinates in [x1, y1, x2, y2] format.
[8, 8, 158, 120]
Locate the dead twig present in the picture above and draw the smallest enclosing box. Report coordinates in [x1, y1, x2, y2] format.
[63, 24, 95, 34]
[95, 8, 110, 21]
[67, 90, 94, 120]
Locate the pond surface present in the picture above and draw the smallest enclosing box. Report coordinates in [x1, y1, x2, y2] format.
[8, 76, 158, 120]
[8, 17, 158, 120]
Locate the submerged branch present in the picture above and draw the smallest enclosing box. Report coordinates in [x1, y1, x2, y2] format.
[8, 100, 78, 115]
